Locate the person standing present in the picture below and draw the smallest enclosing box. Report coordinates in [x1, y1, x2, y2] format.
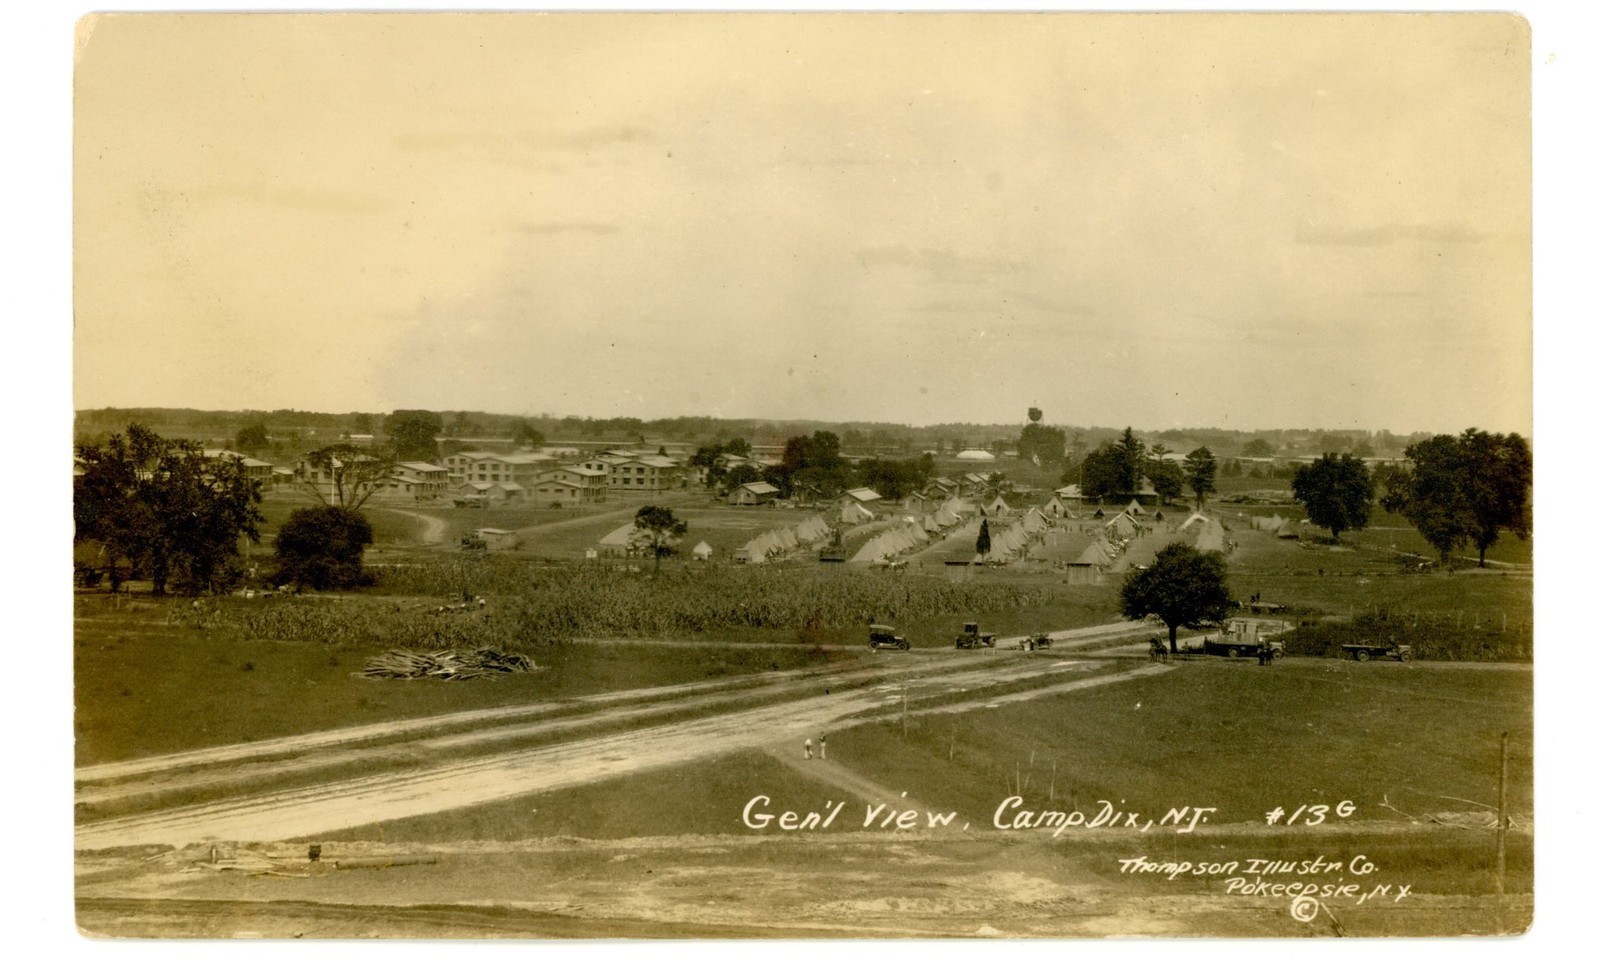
[819, 732, 828, 760]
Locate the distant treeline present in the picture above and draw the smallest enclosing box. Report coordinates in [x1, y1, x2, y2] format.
[74, 406, 1438, 461]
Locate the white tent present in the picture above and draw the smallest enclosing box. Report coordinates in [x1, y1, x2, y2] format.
[795, 516, 830, 544]
[1105, 511, 1140, 539]
[838, 501, 875, 525]
[597, 523, 641, 556]
[982, 497, 1013, 517]
[692, 540, 713, 560]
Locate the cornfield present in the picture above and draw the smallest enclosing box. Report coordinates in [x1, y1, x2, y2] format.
[166, 561, 1065, 650]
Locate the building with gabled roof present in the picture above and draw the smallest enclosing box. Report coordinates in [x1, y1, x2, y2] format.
[729, 481, 780, 506]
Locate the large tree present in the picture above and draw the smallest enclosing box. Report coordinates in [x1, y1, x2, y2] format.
[634, 505, 688, 571]
[774, 430, 849, 500]
[1078, 442, 1126, 500]
[234, 422, 270, 454]
[976, 518, 992, 559]
[1291, 453, 1375, 541]
[1078, 430, 1141, 500]
[383, 409, 444, 461]
[1018, 407, 1066, 468]
[1120, 542, 1234, 655]
[74, 424, 264, 595]
[272, 506, 374, 591]
[1184, 446, 1218, 509]
[1458, 428, 1533, 567]
[300, 443, 393, 510]
[509, 419, 545, 449]
[1146, 459, 1185, 505]
[1116, 428, 1144, 494]
[1382, 430, 1531, 567]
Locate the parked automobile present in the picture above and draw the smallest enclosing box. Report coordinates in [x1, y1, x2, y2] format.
[1341, 642, 1412, 662]
[955, 621, 997, 650]
[868, 624, 911, 651]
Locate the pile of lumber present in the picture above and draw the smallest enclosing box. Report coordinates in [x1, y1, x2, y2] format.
[359, 645, 537, 681]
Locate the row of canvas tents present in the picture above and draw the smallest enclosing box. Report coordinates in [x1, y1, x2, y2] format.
[735, 515, 831, 564]
[850, 497, 981, 564]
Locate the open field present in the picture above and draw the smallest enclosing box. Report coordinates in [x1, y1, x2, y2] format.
[75, 480, 1535, 938]
[74, 602, 852, 765]
[75, 648, 1532, 937]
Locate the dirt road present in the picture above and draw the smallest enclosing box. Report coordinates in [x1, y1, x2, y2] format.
[384, 509, 448, 545]
[76, 627, 1169, 850]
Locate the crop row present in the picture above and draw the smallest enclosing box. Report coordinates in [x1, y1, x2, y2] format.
[166, 562, 1065, 648]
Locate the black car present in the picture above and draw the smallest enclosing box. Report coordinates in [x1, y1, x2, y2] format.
[869, 624, 911, 651]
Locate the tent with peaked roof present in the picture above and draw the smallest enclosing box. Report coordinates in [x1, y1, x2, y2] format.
[795, 516, 831, 544]
[692, 540, 713, 560]
[838, 501, 875, 525]
[982, 497, 1012, 518]
[1124, 499, 1147, 516]
[1179, 512, 1211, 532]
[597, 522, 642, 556]
[1105, 511, 1140, 539]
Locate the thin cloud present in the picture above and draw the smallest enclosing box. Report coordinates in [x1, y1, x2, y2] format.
[395, 124, 657, 154]
[506, 221, 621, 235]
[855, 245, 1026, 282]
[1294, 222, 1487, 246]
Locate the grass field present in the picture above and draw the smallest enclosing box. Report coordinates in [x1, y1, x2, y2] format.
[828, 662, 1531, 827]
[310, 660, 1531, 859]
[73, 602, 852, 765]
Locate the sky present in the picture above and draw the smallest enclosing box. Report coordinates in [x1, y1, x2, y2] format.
[72, 12, 1532, 435]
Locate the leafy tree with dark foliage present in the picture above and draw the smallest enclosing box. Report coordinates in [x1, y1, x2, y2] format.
[1018, 407, 1066, 468]
[1457, 429, 1533, 567]
[857, 454, 935, 500]
[1146, 459, 1185, 505]
[634, 505, 688, 571]
[976, 518, 992, 559]
[383, 409, 444, 460]
[1291, 453, 1374, 541]
[1381, 429, 1531, 567]
[1078, 431, 1142, 500]
[273, 506, 375, 591]
[773, 430, 849, 500]
[1184, 447, 1217, 509]
[1116, 428, 1144, 494]
[1120, 542, 1233, 655]
[300, 443, 393, 510]
[509, 419, 545, 449]
[75, 424, 264, 595]
[234, 422, 270, 454]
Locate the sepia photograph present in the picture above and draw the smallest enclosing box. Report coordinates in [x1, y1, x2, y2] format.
[65, 6, 1551, 943]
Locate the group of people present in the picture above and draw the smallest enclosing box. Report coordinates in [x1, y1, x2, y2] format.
[803, 733, 828, 760]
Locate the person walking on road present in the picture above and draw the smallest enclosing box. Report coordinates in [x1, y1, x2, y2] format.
[803, 738, 813, 760]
